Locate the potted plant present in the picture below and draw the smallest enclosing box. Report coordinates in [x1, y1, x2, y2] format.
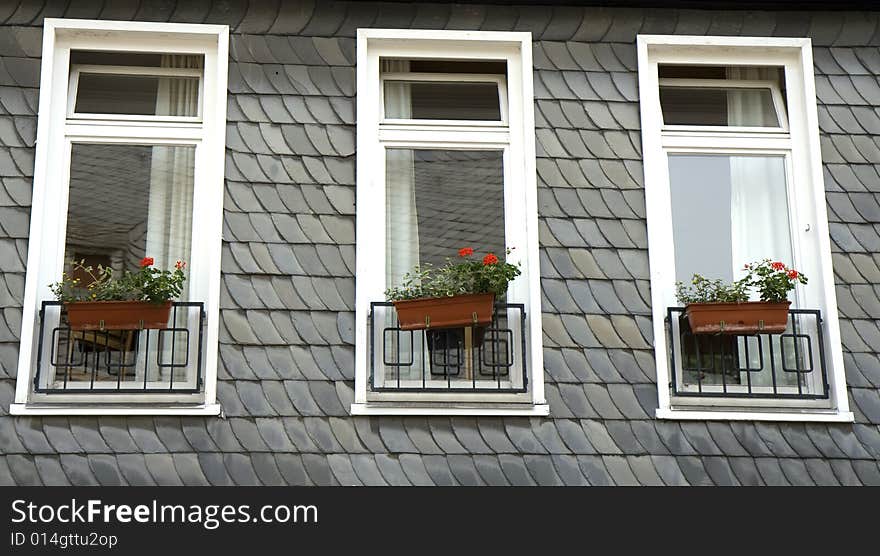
[49, 257, 187, 331]
[676, 259, 807, 334]
[385, 247, 521, 332]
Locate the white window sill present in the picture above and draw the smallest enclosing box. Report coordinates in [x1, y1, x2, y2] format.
[657, 408, 855, 423]
[9, 403, 222, 416]
[350, 402, 549, 416]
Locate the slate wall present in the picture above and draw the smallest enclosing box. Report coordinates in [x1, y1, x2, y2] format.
[1, 1, 879, 486]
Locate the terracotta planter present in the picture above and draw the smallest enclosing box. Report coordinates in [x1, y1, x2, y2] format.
[684, 301, 791, 335]
[392, 293, 495, 331]
[64, 300, 173, 331]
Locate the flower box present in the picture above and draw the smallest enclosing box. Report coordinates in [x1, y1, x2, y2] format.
[684, 300, 791, 335]
[65, 300, 173, 331]
[392, 293, 495, 331]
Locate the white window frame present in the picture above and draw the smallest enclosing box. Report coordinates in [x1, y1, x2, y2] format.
[10, 19, 228, 416]
[352, 29, 547, 416]
[637, 35, 853, 422]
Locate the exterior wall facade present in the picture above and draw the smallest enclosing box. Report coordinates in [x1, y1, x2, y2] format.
[1, 0, 879, 485]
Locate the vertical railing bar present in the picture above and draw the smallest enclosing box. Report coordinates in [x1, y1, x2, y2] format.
[368, 304, 375, 390]
[815, 310, 830, 397]
[719, 334, 727, 394]
[768, 332, 778, 395]
[472, 327, 477, 391]
[89, 330, 98, 389]
[791, 312, 803, 395]
[396, 325, 401, 389]
[143, 324, 150, 390]
[35, 303, 47, 391]
[693, 331, 702, 393]
[744, 336, 752, 395]
[667, 309, 677, 395]
[168, 305, 177, 391]
[446, 329, 452, 390]
[196, 304, 205, 392]
[116, 331, 124, 391]
[519, 305, 528, 391]
[62, 327, 72, 390]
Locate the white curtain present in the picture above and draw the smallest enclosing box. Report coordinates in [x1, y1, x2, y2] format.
[382, 61, 429, 383]
[727, 67, 792, 292]
[146, 55, 199, 298]
[140, 54, 199, 385]
[726, 67, 797, 386]
[383, 60, 419, 290]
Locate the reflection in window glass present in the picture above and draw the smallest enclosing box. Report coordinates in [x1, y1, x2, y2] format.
[385, 149, 505, 286]
[65, 143, 195, 293]
[75, 73, 200, 116]
[660, 87, 779, 127]
[384, 81, 501, 120]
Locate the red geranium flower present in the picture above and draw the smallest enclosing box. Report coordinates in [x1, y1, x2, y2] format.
[787, 269, 799, 279]
[140, 257, 154, 268]
[458, 247, 474, 257]
[482, 253, 499, 265]
[175, 260, 186, 270]
[770, 261, 786, 271]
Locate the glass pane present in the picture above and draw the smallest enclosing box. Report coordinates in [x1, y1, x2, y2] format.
[384, 149, 506, 385]
[74, 73, 200, 116]
[65, 144, 194, 292]
[660, 87, 779, 127]
[385, 149, 505, 285]
[384, 81, 501, 120]
[58, 143, 197, 389]
[668, 154, 800, 390]
[668, 154, 792, 284]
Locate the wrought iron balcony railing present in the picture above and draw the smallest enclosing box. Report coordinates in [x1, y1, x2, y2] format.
[666, 306, 830, 400]
[369, 301, 528, 393]
[33, 301, 206, 394]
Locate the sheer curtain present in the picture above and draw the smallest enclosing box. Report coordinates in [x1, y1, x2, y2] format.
[383, 60, 419, 289]
[727, 67, 792, 290]
[381, 60, 424, 382]
[146, 54, 199, 299]
[726, 67, 796, 386]
[140, 54, 199, 384]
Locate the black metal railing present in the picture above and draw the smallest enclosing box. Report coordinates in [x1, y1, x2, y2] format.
[34, 301, 205, 394]
[666, 307, 829, 399]
[369, 301, 528, 393]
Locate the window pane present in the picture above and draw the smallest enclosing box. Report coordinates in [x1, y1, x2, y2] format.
[385, 149, 505, 285]
[384, 149, 506, 385]
[65, 144, 194, 291]
[669, 154, 799, 391]
[58, 144, 197, 390]
[660, 87, 779, 127]
[384, 81, 501, 120]
[74, 73, 200, 116]
[668, 154, 792, 284]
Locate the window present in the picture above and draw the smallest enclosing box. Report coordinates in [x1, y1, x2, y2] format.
[637, 35, 853, 422]
[11, 19, 228, 415]
[353, 29, 546, 416]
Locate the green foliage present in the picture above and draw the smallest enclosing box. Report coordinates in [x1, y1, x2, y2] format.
[675, 259, 808, 304]
[50, 260, 187, 304]
[675, 274, 751, 304]
[385, 249, 521, 301]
